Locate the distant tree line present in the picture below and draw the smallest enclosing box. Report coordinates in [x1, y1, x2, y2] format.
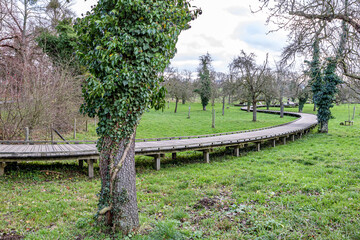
[0, 0, 83, 140]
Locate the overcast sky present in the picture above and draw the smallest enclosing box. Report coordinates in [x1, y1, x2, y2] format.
[72, 0, 288, 73]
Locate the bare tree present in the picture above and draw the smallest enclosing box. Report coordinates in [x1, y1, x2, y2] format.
[164, 68, 194, 113]
[180, 70, 194, 105]
[262, 71, 277, 110]
[258, 0, 360, 81]
[230, 51, 269, 122]
[0, 0, 83, 140]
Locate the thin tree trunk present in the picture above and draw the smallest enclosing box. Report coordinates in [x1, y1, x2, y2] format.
[280, 99, 284, 118]
[247, 101, 251, 112]
[252, 100, 257, 122]
[212, 107, 215, 128]
[187, 104, 191, 119]
[182, 98, 186, 104]
[228, 94, 231, 104]
[313, 103, 316, 111]
[98, 133, 139, 233]
[174, 98, 178, 113]
[222, 96, 225, 116]
[203, 105, 206, 111]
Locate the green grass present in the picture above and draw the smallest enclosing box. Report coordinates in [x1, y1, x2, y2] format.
[68, 102, 295, 141]
[1, 104, 360, 239]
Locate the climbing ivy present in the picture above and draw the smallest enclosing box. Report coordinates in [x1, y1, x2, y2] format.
[309, 20, 347, 133]
[75, 0, 200, 147]
[74, 0, 200, 232]
[310, 48, 342, 133]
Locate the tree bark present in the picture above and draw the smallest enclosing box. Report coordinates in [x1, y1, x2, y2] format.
[252, 100, 257, 122]
[280, 99, 284, 118]
[174, 98, 178, 113]
[98, 133, 139, 233]
[203, 105, 206, 111]
[313, 103, 316, 112]
[318, 121, 328, 133]
[247, 101, 251, 112]
[182, 98, 186, 104]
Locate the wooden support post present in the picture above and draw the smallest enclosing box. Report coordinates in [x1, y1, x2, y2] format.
[272, 139, 276, 147]
[299, 132, 303, 138]
[85, 120, 88, 132]
[0, 162, 6, 176]
[256, 142, 261, 151]
[291, 135, 295, 142]
[234, 146, 240, 157]
[172, 152, 176, 160]
[87, 159, 94, 178]
[283, 137, 286, 145]
[154, 154, 161, 171]
[79, 160, 84, 168]
[203, 150, 210, 163]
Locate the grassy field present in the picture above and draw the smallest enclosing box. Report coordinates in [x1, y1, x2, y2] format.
[68, 102, 295, 140]
[1, 104, 360, 239]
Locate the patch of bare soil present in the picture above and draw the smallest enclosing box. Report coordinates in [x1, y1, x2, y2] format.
[193, 197, 220, 209]
[0, 232, 24, 240]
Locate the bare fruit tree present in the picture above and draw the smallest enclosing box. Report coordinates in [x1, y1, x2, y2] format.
[230, 51, 269, 122]
[258, 0, 360, 80]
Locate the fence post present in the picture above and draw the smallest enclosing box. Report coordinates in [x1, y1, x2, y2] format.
[74, 118, 77, 140]
[25, 127, 29, 141]
[50, 124, 54, 144]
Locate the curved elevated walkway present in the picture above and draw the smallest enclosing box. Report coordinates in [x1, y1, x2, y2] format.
[0, 108, 318, 177]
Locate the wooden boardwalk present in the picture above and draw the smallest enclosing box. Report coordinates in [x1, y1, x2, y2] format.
[0, 108, 318, 177]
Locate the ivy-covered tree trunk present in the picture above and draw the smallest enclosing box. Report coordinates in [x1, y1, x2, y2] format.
[266, 99, 270, 110]
[313, 99, 316, 112]
[98, 134, 138, 232]
[318, 121, 328, 133]
[298, 92, 308, 113]
[113, 136, 138, 230]
[75, 0, 200, 234]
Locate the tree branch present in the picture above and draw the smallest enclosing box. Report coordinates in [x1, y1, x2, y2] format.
[289, 11, 360, 34]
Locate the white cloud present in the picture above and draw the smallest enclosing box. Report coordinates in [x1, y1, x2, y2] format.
[72, 0, 288, 73]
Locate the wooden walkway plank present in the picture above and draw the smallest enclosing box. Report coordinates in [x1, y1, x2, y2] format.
[0, 108, 318, 177]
